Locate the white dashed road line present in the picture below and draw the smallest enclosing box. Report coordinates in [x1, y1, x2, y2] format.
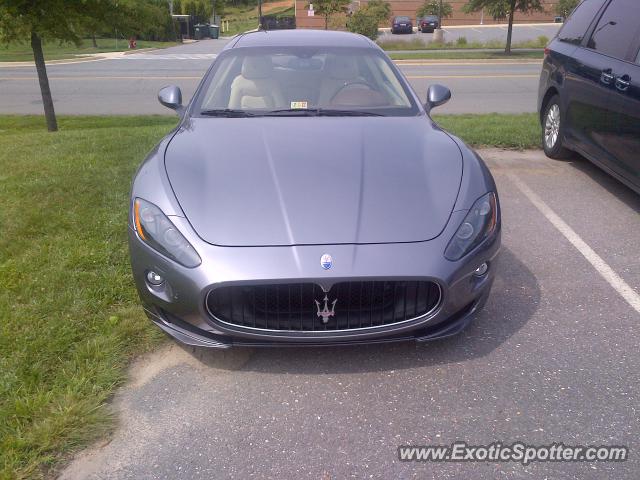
[119, 53, 217, 60]
[509, 173, 640, 314]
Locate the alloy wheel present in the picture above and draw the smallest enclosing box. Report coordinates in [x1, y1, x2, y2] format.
[544, 104, 560, 150]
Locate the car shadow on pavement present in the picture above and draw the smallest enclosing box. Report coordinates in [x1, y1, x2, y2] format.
[191, 247, 540, 374]
[568, 156, 640, 213]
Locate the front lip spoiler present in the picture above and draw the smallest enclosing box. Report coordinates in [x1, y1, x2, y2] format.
[145, 289, 487, 349]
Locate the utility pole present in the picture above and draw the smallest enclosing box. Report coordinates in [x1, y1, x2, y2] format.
[258, 0, 263, 29]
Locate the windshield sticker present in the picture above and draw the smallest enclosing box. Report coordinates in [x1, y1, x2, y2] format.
[290, 101, 308, 109]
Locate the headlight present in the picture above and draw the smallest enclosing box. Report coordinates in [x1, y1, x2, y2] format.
[445, 192, 497, 261]
[133, 198, 201, 268]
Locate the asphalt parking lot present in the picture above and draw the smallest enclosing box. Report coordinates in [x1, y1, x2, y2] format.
[61, 149, 640, 480]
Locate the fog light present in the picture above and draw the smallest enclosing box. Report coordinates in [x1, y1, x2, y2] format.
[474, 262, 488, 276]
[146, 270, 164, 286]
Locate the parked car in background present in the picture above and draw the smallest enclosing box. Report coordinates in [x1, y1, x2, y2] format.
[419, 15, 440, 33]
[391, 16, 413, 34]
[538, 0, 640, 193]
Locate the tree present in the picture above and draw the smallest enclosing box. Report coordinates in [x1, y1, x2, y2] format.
[347, 0, 391, 40]
[417, 1, 453, 20]
[311, 0, 350, 30]
[0, 0, 113, 131]
[366, 0, 392, 22]
[463, 0, 542, 53]
[555, 0, 579, 18]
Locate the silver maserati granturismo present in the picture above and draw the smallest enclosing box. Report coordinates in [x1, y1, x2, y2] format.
[128, 29, 501, 348]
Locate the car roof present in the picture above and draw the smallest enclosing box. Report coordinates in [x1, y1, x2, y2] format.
[230, 29, 372, 49]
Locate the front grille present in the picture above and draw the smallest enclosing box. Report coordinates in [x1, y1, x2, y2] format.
[205, 281, 441, 332]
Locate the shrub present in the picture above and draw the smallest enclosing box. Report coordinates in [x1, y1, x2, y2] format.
[347, 10, 379, 40]
[537, 35, 549, 47]
[348, 0, 391, 40]
[456, 36, 468, 46]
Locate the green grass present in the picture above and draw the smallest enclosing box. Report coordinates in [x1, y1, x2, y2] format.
[0, 38, 179, 62]
[433, 113, 540, 149]
[379, 35, 549, 52]
[0, 112, 538, 478]
[0, 115, 177, 479]
[390, 50, 544, 60]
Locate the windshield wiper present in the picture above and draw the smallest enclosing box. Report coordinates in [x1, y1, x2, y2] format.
[316, 109, 383, 117]
[200, 109, 257, 117]
[263, 108, 383, 117]
[263, 108, 319, 116]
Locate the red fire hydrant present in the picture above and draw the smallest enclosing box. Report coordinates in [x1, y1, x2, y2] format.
[128, 37, 137, 49]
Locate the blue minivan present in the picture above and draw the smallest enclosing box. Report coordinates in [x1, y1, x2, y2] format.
[538, 0, 640, 193]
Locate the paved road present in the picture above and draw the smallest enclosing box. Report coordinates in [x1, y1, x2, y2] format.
[0, 38, 542, 115]
[377, 22, 561, 44]
[60, 149, 640, 480]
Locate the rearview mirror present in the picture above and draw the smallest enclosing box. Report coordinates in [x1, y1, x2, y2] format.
[425, 84, 451, 112]
[158, 85, 184, 115]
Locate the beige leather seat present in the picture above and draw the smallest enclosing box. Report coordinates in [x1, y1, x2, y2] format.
[317, 55, 363, 106]
[229, 56, 286, 110]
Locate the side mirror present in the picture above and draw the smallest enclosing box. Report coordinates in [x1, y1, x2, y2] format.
[425, 84, 451, 112]
[158, 85, 184, 115]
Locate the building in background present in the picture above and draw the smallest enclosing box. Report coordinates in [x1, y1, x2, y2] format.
[296, 0, 561, 29]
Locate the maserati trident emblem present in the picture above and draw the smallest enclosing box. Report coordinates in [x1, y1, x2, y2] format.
[315, 295, 338, 324]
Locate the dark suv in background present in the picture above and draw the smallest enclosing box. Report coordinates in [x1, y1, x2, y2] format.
[538, 0, 640, 193]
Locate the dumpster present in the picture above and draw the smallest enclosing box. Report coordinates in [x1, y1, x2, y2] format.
[194, 24, 204, 40]
[209, 24, 219, 39]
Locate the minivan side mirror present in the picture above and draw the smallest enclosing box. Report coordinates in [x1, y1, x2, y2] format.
[158, 85, 184, 115]
[425, 84, 451, 112]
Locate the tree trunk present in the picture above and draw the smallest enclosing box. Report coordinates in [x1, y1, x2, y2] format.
[92, 33, 98, 48]
[30, 31, 58, 132]
[325, 14, 328, 30]
[505, 1, 515, 54]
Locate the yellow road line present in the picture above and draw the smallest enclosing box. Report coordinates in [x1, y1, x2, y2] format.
[1, 76, 201, 80]
[396, 61, 541, 66]
[2, 73, 538, 81]
[406, 74, 538, 79]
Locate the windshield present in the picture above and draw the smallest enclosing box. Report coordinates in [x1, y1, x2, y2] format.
[192, 47, 419, 117]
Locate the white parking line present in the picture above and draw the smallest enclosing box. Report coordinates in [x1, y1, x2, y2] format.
[509, 173, 640, 314]
[119, 53, 217, 60]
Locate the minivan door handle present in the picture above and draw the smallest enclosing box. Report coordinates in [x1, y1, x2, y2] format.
[600, 69, 615, 85]
[615, 75, 631, 92]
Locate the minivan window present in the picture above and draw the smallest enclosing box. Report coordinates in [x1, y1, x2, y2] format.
[557, 0, 606, 45]
[587, 0, 640, 60]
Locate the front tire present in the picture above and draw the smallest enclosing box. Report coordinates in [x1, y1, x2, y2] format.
[542, 95, 572, 159]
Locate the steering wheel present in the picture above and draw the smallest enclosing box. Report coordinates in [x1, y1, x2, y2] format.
[330, 81, 376, 103]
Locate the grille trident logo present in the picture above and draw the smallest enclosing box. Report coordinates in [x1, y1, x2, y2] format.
[315, 295, 337, 324]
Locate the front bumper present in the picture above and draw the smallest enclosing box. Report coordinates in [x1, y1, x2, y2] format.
[128, 208, 501, 348]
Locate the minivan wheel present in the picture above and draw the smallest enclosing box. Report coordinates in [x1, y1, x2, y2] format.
[542, 95, 572, 159]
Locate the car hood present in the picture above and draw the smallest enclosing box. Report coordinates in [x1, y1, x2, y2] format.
[165, 117, 462, 246]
